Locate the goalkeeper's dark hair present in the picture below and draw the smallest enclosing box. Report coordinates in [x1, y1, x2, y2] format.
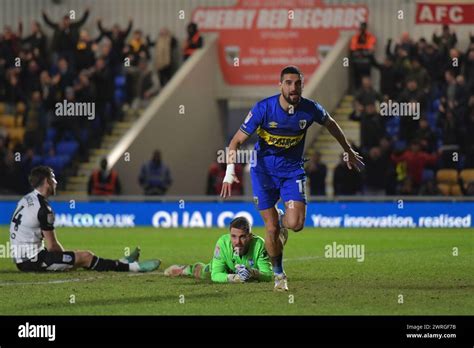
[29, 166, 54, 188]
[229, 216, 251, 234]
[280, 65, 303, 82]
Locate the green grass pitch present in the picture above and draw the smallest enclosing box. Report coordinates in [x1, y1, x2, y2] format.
[0, 226, 472, 315]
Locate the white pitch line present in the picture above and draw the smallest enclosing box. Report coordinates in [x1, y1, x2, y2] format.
[284, 256, 321, 262]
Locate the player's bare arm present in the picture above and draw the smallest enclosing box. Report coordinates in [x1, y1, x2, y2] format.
[220, 129, 249, 198]
[42, 229, 65, 253]
[324, 115, 365, 171]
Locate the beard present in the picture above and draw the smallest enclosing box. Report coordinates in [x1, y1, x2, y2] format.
[233, 245, 249, 256]
[283, 92, 301, 105]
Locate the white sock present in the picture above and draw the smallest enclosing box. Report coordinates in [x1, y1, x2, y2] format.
[128, 262, 140, 272]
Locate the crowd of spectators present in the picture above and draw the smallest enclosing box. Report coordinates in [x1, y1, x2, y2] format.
[0, 7, 203, 194]
[327, 23, 474, 196]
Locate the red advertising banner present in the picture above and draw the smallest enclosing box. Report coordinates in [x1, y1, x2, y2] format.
[416, 2, 474, 24]
[192, 0, 368, 85]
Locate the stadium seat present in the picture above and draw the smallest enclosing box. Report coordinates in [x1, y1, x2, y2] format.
[62, 130, 75, 141]
[44, 155, 68, 176]
[115, 75, 127, 103]
[32, 155, 43, 167]
[15, 115, 23, 127]
[56, 140, 79, 159]
[431, 98, 440, 113]
[385, 116, 400, 138]
[436, 169, 458, 185]
[437, 184, 450, 196]
[450, 184, 462, 196]
[7, 127, 25, 144]
[46, 128, 57, 142]
[115, 75, 126, 87]
[394, 140, 407, 151]
[422, 169, 435, 182]
[0, 115, 16, 128]
[16, 102, 26, 115]
[460, 169, 474, 189]
[42, 141, 54, 155]
[426, 110, 437, 130]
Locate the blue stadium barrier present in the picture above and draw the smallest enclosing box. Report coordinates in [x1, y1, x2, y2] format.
[0, 201, 472, 228]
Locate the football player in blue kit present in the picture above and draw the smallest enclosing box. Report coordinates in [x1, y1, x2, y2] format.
[220, 66, 364, 291]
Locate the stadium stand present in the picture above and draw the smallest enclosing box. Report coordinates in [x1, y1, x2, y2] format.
[1, 2, 473, 197]
[0, 8, 185, 195]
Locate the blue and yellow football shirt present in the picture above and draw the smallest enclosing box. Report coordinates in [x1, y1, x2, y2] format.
[240, 94, 328, 176]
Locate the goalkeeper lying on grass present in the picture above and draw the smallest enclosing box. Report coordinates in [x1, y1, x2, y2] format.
[164, 216, 286, 283]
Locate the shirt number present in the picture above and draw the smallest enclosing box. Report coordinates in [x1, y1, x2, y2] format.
[296, 179, 306, 195]
[12, 205, 24, 231]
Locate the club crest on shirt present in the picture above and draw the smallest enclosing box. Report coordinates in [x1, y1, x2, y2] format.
[299, 119, 307, 129]
[248, 259, 254, 267]
[253, 196, 259, 206]
[268, 121, 278, 128]
[214, 245, 221, 259]
[244, 111, 252, 124]
[47, 213, 55, 224]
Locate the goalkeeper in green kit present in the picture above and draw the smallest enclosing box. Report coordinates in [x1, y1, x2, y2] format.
[164, 216, 283, 283]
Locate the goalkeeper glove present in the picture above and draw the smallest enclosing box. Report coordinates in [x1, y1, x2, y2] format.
[227, 274, 245, 283]
[235, 264, 251, 281]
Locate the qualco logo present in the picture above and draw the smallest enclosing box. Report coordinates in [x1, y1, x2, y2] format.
[55, 99, 95, 120]
[18, 322, 56, 341]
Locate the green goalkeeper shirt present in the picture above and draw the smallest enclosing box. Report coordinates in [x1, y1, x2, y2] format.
[210, 233, 273, 283]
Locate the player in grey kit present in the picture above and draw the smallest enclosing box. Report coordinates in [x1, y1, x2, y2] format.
[10, 166, 160, 272]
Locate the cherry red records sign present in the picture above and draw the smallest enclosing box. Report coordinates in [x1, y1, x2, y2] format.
[191, 0, 368, 85]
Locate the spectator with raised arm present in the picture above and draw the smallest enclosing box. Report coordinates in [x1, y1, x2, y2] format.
[42, 7, 90, 64]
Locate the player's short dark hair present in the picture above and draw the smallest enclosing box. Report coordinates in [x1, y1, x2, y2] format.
[229, 216, 251, 234]
[280, 65, 303, 82]
[29, 166, 53, 188]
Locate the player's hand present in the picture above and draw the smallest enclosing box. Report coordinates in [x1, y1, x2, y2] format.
[235, 264, 251, 281]
[227, 274, 245, 283]
[220, 164, 240, 198]
[345, 148, 364, 172]
[220, 180, 238, 198]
